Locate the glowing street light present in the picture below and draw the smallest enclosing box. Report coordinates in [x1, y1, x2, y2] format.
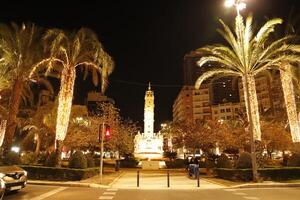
[224, 0, 247, 15]
[224, 0, 235, 8]
[237, 2, 246, 11]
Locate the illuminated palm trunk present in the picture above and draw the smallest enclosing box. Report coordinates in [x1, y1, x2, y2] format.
[55, 66, 76, 144]
[242, 75, 261, 141]
[280, 64, 300, 142]
[242, 74, 260, 182]
[0, 120, 7, 147]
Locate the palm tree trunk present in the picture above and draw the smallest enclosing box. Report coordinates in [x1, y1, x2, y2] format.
[242, 75, 260, 182]
[55, 66, 76, 165]
[35, 133, 41, 155]
[0, 120, 7, 156]
[3, 79, 23, 153]
[0, 120, 7, 147]
[242, 75, 261, 141]
[280, 64, 300, 143]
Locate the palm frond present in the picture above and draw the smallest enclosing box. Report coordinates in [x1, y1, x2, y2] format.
[195, 69, 240, 89]
[255, 18, 283, 44]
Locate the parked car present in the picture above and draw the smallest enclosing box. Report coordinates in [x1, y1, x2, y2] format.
[0, 176, 5, 199]
[0, 165, 27, 192]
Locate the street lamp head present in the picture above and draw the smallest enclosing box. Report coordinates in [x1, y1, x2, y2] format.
[237, 2, 247, 11]
[224, 0, 235, 8]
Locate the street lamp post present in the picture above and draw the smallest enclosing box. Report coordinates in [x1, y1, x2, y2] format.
[99, 121, 105, 184]
[224, 0, 259, 182]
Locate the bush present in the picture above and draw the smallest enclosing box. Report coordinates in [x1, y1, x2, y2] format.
[165, 159, 185, 168]
[236, 152, 252, 169]
[287, 153, 300, 167]
[21, 152, 37, 165]
[37, 152, 48, 165]
[215, 167, 300, 181]
[163, 151, 177, 161]
[45, 152, 59, 167]
[120, 157, 138, 168]
[86, 154, 95, 168]
[206, 159, 216, 169]
[19, 165, 99, 181]
[69, 151, 87, 169]
[4, 152, 20, 165]
[216, 154, 232, 169]
[264, 158, 282, 168]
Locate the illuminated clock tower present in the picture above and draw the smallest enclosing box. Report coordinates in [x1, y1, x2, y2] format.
[134, 82, 163, 161]
[144, 83, 154, 138]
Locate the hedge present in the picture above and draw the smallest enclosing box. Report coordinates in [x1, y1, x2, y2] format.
[19, 165, 99, 181]
[215, 167, 300, 181]
[165, 159, 185, 169]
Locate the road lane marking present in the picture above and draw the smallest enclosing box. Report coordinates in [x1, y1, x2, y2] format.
[107, 188, 118, 191]
[103, 192, 116, 195]
[234, 192, 247, 195]
[31, 187, 67, 200]
[99, 196, 114, 200]
[243, 197, 260, 200]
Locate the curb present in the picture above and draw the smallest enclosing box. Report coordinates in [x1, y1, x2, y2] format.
[200, 178, 227, 187]
[28, 180, 109, 188]
[231, 183, 300, 189]
[108, 171, 125, 187]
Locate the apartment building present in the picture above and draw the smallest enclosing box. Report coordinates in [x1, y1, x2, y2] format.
[173, 84, 212, 122]
[238, 73, 284, 113]
[173, 50, 285, 123]
[211, 103, 241, 121]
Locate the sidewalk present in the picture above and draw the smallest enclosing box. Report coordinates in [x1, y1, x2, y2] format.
[28, 168, 123, 189]
[110, 171, 225, 189]
[27, 169, 300, 189]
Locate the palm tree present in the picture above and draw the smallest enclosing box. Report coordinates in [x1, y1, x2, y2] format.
[0, 56, 13, 149]
[30, 28, 114, 161]
[276, 10, 300, 144]
[0, 60, 13, 92]
[0, 23, 43, 151]
[194, 15, 300, 181]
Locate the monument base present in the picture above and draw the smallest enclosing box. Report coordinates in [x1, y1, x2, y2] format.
[134, 152, 163, 160]
[139, 160, 166, 169]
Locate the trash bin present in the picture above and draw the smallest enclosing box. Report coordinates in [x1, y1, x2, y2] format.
[115, 160, 120, 171]
[188, 164, 199, 179]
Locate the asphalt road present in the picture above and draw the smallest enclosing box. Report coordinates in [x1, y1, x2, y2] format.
[3, 185, 300, 200]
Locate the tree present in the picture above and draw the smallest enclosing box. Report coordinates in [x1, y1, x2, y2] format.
[0, 58, 13, 92]
[194, 15, 300, 181]
[261, 120, 293, 158]
[277, 11, 300, 144]
[0, 23, 43, 150]
[21, 102, 57, 154]
[63, 106, 99, 150]
[107, 120, 137, 158]
[30, 28, 114, 162]
[63, 102, 137, 158]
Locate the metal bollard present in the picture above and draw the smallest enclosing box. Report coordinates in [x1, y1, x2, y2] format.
[137, 170, 140, 187]
[197, 170, 200, 187]
[167, 171, 170, 188]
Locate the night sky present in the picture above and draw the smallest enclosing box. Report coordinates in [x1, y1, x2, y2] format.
[1, 0, 299, 130]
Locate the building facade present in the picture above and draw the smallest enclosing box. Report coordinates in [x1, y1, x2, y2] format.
[173, 51, 285, 123]
[211, 103, 241, 121]
[173, 84, 212, 122]
[238, 73, 284, 113]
